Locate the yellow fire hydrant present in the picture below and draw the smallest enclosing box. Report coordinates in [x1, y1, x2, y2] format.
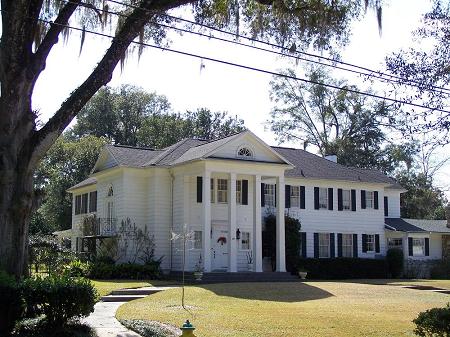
[181, 320, 196, 337]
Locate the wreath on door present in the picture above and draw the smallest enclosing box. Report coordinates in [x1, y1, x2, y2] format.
[217, 236, 227, 245]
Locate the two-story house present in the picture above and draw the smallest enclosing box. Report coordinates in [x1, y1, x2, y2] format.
[68, 130, 450, 273]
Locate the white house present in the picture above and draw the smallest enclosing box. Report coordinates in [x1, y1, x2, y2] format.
[68, 130, 450, 273]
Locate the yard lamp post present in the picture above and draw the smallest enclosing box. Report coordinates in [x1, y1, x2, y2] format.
[181, 320, 197, 337]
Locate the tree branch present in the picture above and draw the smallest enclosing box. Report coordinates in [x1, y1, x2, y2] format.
[31, 0, 196, 166]
[29, 0, 81, 81]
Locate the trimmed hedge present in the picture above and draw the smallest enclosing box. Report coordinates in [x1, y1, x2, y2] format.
[386, 248, 404, 278]
[0, 271, 25, 335]
[430, 261, 450, 279]
[294, 258, 389, 279]
[88, 262, 160, 280]
[413, 304, 450, 337]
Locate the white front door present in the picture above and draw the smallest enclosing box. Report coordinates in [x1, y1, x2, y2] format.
[211, 225, 228, 271]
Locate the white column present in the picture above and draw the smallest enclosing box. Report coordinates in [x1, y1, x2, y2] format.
[253, 175, 263, 272]
[229, 173, 237, 272]
[276, 175, 286, 272]
[202, 171, 212, 272]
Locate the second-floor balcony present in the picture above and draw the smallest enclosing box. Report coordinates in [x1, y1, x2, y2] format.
[82, 217, 117, 237]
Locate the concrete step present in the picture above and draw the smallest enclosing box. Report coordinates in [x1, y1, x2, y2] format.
[101, 294, 147, 302]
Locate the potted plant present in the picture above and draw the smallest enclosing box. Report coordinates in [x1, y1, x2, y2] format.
[298, 267, 308, 280]
[193, 255, 204, 281]
[246, 251, 253, 271]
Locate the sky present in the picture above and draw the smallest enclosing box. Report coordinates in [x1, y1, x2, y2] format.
[31, 0, 450, 191]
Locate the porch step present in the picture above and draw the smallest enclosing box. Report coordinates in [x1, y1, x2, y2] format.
[169, 271, 299, 284]
[100, 294, 147, 302]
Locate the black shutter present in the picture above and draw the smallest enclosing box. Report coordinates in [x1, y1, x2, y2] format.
[197, 176, 203, 203]
[351, 189, 356, 211]
[261, 183, 265, 207]
[330, 233, 335, 258]
[314, 187, 319, 210]
[75, 195, 81, 215]
[300, 186, 306, 209]
[361, 190, 366, 209]
[337, 233, 343, 257]
[425, 238, 430, 256]
[374, 191, 379, 210]
[274, 184, 277, 207]
[314, 233, 319, 258]
[328, 188, 333, 210]
[375, 234, 380, 253]
[384, 196, 389, 217]
[89, 191, 97, 212]
[301, 232, 307, 258]
[353, 234, 358, 257]
[338, 189, 343, 211]
[362, 234, 368, 253]
[408, 237, 413, 256]
[285, 185, 291, 208]
[242, 180, 248, 205]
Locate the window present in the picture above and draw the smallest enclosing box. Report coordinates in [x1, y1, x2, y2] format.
[107, 186, 113, 197]
[210, 178, 215, 203]
[237, 147, 253, 158]
[241, 232, 250, 250]
[194, 231, 202, 249]
[342, 190, 351, 210]
[75, 195, 81, 215]
[413, 238, 425, 256]
[319, 188, 328, 209]
[290, 186, 300, 208]
[388, 238, 403, 250]
[81, 193, 88, 214]
[319, 233, 330, 258]
[217, 179, 228, 203]
[342, 234, 353, 257]
[106, 200, 114, 219]
[89, 191, 97, 212]
[366, 191, 374, 209]
[264, 184, 275, 207]
[236, 180, 242, 204]
[366, 234, 375, 252]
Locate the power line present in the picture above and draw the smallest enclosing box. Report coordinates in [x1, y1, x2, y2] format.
[105, 0, 450, 96]
[28, 14, 450, 115]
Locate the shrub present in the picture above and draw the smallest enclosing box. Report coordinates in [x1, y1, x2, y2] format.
[294, 258, 388, 279]
[386, 248, 404, 278]
[21, 276, 98, 327]
[413, 304, 450, 337]
[63, 260, 91, 278]
[0, 270, 25, 335]
[88, 262, 161, 280]
[430, 261, 450, 279]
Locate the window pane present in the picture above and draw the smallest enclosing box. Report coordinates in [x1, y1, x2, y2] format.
[81, 193, 88, 214]
[290, 186, 300, 208]
[211, 178, 215, 203]
[388, 238, 403, 249]
[319, 233, 330, 258]
[241, 232, 250, 250]
[366, 191, 374, 209]
[342, 234, 353, 257]
[264, 184, 275, 207]
[366, 234, 375, 252]
[319, 188, 328, 209]
[194, 231, 202, 249]
[413, 238, 425, 256]
[236, 180, 242, 204]
[89, 191, 97, 212]
[342, 190, 351, 210]
[217, 179, 228, 203]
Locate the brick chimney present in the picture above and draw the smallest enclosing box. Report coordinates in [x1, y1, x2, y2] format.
[446, 205, 450, 228]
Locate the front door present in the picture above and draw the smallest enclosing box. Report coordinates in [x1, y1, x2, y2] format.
[211, 225, 228, 271]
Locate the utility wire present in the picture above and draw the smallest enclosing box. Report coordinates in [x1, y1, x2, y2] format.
[27, 14, 450, 115]
[105, 0, 450, 95]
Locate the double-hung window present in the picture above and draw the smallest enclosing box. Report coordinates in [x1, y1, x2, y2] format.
[342, 234, 353, 257]
[81, 193, 88, 214]
[193, 231, 203, 249]
[210, 178, 215, 203]
[319, 188, 328, 209]
[290, 186, 300, 208]
[217, 179, 228, 203]
[264, 184, 275, 207]
[236, 180, 242, 204]
[366, 234, 375, 252]
[241, 232, 250, 250]
[388, 238, 403, 250]
[319, 233, 330, 258]
[366, 191, 374, 209]
[342, 190, 351, 210]
[89, 191, 97, 212]
[75, 195, 82, 215]
[413, 238, 425, 256]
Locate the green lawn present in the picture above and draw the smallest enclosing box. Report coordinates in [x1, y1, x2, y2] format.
[91, 280, 154, 296]
[116, 281, 449, 337]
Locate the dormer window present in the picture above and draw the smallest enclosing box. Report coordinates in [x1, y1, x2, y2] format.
[107, 186, 114, 197]
[237, 147, 253, 158]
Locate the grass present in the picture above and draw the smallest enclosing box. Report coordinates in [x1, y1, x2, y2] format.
[91, 279, 153, 296]
[116, 281, 449, 337]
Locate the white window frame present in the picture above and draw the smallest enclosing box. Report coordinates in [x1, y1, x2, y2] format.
[342, 234, 353, 257]
[319, 233, 330, 258]
[193, 231, 203, 250]
[217, 179, 228, 203]
[366, 191, 374, 209]
[237, 147, 253, 158]
[240, 231, 250, 250]
[264, 184, 275, 207]
[210, 178, 215, 203]
[319, 188, 328, 210]
[413, 238, 425, 256]
[342, 189, 351, 211]
[388, 238, 403, 250]
[236, 180, 242, 204]
[290, 186, 300, 208]
[366, 234, 375, 253]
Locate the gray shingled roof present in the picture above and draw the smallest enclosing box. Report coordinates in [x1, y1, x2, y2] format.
[67, 177, 97, 191]
[352, 168, 405, 190]
[106, 144, 163, 167]
[385, 218, 450, 233]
